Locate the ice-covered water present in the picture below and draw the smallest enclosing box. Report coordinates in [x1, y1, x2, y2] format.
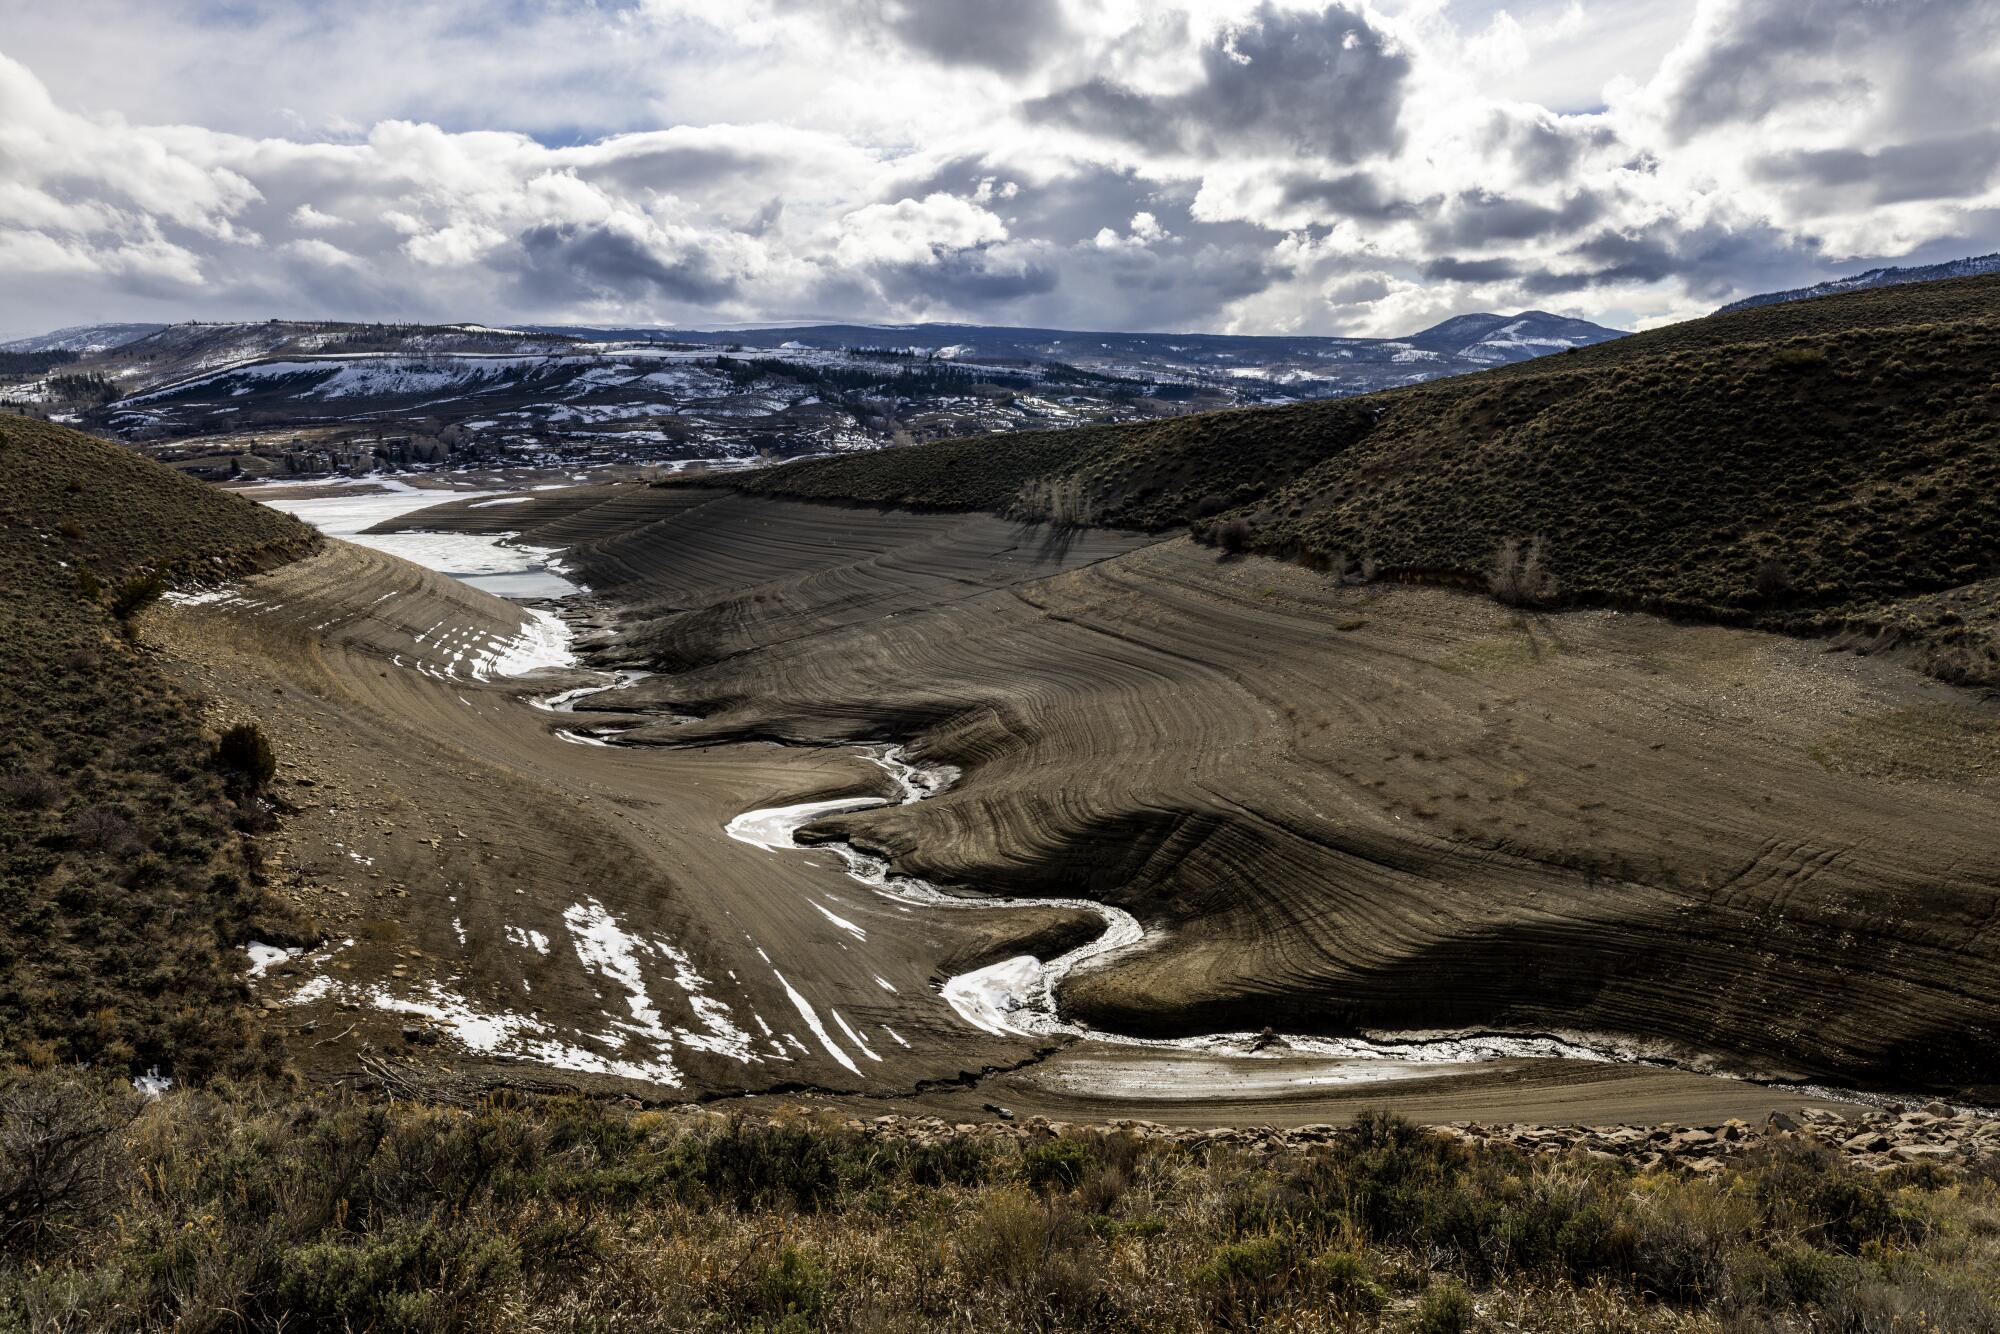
[254, 478, 580, 598]
[725, 796, 888, 852]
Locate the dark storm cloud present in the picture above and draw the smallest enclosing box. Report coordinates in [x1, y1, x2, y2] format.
[1027, 79, 1186, 154]
[1425, 190, 1606, 248]
[885, 156, 1283, 264]
[511, 221, 739, 305]
[1005, 236, 1286, 333]
[890, 157, 1181, 244]
[1753, 131, 2000, 207]
[1563, 227, 1698, 286]
[1512, 220, 1825, 301]
[1026, 3, 1409, 162]
[1100, 241, 1278, 304]
[862, 244, 1059, 308]
[1488, 112, 1619, 183]
[1421, 256, 1520, 283]
[1280, 171, 1424, 222]
[777, 0, 1071, 74]
[875, 0, 1070, 74]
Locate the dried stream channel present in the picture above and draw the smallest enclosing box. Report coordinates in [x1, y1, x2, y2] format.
[715, 735, 1871, 1102]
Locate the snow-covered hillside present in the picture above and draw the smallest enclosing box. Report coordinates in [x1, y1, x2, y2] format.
[0, 323, 164, 354]
[1719, 253, 2000, 313]
[11, 310, 1626, 482]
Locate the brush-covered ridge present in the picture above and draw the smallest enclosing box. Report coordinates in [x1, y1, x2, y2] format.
[0, 416, 318, 1080]
[735, 274, 2000, 682]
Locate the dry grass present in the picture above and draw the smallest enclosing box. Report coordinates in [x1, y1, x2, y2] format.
[3, 1080, 1997, 1332]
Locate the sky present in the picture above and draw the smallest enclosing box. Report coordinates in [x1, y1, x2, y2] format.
[1, 0, 1997, 340]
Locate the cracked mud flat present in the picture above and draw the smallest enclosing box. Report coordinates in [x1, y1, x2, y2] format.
[148, 481, 2000, 1122]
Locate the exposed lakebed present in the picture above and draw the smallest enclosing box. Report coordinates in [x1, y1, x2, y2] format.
[223, 479, 1910, 1115]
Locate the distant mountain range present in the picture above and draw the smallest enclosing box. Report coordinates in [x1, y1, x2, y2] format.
[2, 312, 1625, 376]
[1719, 253, 2000, 313]
[532, 310, 1624, 381]
[0, 309, 1623, 480]
[0, 322, 168, 354]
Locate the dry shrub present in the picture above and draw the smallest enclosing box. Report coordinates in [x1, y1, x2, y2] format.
[0, 1071, 131, 1255]
[955, 1189, 1111, 1327]
[214, 722, 277, 794]
[1488, 536, 1560, 607]
[1755, 557, 1793, 601]
[0, 769, 61, 811]
[66, 806, 137, 855]
[1629, 1177, 1759, 1304]
[1015, 474, 1098, 528]
[109, 571, 164, 625]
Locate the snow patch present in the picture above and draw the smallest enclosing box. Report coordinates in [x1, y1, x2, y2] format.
[773, 970, 859, 1075]
[243, 941, 302, 978]
[942, 955, 1041, 1036]
[506, 926, 552, 955]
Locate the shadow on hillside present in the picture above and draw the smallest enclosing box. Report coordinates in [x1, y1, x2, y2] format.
[1015, 519, 1083, 565]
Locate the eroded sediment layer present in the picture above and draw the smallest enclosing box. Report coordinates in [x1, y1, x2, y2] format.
[149, 540, 1103, 1099]
[535, 488, 2000, 1099]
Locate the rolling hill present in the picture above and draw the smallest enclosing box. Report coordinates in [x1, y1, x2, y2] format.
[1719, 251, 2000, 313]
[544, 308, 1625, 377]
[0, 322, 165, 354]
[736, 272, 2000, 686]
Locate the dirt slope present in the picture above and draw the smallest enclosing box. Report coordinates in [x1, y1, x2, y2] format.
[468, 489, 2000, 1099]
[150, 531, 1129, 1099]
[161, 484, 1874, 1124]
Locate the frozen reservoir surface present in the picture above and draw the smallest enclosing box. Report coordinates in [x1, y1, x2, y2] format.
[254, 479, 579, 598]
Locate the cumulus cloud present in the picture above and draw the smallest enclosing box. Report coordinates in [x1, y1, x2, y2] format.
[1027, 3, 1410, 163]
[835, 194, 1009, 269]
[0, 0, 1996, 338]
